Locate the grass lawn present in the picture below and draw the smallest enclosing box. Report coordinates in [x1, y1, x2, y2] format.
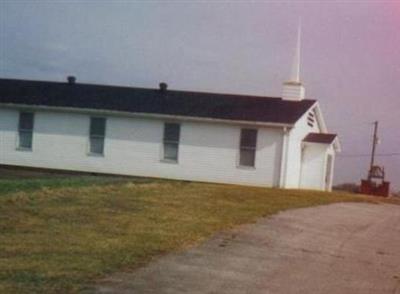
[0, 169, 388, 293]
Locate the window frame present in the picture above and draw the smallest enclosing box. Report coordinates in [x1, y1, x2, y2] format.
[162, 122, 181, 163]
[88, 117, 106, 156]
[17, 111, 34, 151]
[238, 128, 258, 168]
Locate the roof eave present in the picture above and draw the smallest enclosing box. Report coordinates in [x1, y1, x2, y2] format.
[0, 102, 294, 128]
[302, 137, 341, 152]
[312, 102, 328, 133]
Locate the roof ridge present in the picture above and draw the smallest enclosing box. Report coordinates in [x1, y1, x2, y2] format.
[0, 78, 317, 102]
[0, 78, 317, 125]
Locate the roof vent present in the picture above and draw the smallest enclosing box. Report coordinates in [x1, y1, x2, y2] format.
[159, 82, 168, 93]
[67, 76, 76, 85]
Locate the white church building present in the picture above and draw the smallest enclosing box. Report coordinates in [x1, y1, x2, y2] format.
[0, 32, 339, 191]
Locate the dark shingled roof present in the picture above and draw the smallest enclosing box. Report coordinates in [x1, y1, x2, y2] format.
[0, 78, 316, 125]
[303, 132, 337, 144]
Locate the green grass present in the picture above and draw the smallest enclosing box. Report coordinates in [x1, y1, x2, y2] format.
[0, 176, 127, 196]
[0, 174, 382, 293]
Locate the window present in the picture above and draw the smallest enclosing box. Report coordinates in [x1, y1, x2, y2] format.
[89, 117, 106, 155]
[239, 129, 257, 167]
[18, 112, 34, 150]
[163, 123, 180, 162]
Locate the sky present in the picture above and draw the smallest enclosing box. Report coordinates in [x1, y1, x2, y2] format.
[1, 0, 399, 190]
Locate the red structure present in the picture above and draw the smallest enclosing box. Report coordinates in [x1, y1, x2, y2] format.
[360, 180, 390, 197]
[360, 166, 390, 197]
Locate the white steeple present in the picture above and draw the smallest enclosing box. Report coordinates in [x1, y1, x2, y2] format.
[282, 20, 305, 101]
[291, 21, 301, 83]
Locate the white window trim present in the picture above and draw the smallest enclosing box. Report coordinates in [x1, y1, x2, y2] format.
[237, 128, 258, 169]
[161, 122, 181, 163]
[16, 111, 34, 151]
[87, 116, 107, 157]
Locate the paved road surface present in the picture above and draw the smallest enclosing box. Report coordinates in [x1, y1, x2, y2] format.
[96, 203, 400, 294]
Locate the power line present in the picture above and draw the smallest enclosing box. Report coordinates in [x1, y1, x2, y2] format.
[337, 153, 400, 158]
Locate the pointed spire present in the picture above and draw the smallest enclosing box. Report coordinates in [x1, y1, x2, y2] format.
[282, 20, 305, 101]
[290, 20, 301, 83]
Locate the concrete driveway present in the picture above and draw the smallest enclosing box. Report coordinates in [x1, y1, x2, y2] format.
[96, 203, 400, 294]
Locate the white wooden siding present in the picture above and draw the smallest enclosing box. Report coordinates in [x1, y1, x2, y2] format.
[284, 108, 320, 188]
[0, 107, 284, 187]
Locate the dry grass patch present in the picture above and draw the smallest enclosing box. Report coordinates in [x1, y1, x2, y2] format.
[0, 178, 381, 293]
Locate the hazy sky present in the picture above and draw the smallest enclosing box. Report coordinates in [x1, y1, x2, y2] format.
[1, 1, 399, 189]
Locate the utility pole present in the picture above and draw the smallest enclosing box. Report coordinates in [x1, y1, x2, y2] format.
[361, 120, 389, 197]
[368, 121, 378, 180]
